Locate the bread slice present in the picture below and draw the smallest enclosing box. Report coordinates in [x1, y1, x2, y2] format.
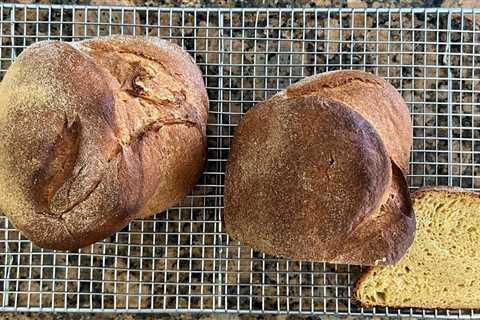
[354, 187, 480, 309]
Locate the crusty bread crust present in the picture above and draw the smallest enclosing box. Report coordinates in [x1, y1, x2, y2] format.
[412, 186, 480, 201]
[334, 162, 414, 265]
[224, 70, 414, 266]
[353, 186, 480, 309]
[0, 36, 208, 250]
[225, 96, 391, 262]
[76, 36, 209, 219]
[278, 70, 412, 174]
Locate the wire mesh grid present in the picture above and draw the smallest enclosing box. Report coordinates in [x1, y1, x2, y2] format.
[0, 4, 479, 318]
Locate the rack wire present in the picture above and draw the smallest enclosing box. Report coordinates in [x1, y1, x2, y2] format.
[0, 4, 479, 318]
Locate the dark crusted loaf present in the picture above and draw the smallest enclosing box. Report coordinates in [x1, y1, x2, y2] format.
[0, 36, 208, 250]
[224, 70, 415, 266]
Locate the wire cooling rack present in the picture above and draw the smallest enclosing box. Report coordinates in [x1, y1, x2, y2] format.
[0, 4, 479, 318]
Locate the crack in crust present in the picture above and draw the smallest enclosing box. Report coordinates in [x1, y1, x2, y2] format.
[65, 165, 85, 201]
[286, 71, 385, 95]
[110, 115, 199, 159]
[84, 42, 206, 145]
[58, 179, 102, 215]
[42, 115, 197, 220]
[32, 113, 82, 219]
[135, 95, 204, 140]
[31, 40, 204, 221]
[33, 210, 76, 241]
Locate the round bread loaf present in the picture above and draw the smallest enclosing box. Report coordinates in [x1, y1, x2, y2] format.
[224, 70, 414, 266]
[0, 36, 208, 250]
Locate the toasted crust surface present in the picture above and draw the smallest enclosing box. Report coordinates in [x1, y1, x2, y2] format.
[0, 36, 208, 250]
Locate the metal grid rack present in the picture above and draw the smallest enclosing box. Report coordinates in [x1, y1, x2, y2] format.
[0, 4, 479, 318]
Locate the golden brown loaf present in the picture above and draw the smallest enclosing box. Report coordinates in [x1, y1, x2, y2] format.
[224, 70, 415, 265]
[354, 187, 480, 309]
[0, 36, 208, 250]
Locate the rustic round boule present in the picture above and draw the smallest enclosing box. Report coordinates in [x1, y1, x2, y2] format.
[224, 70, 415, 266]
[0, 36, 208, 250]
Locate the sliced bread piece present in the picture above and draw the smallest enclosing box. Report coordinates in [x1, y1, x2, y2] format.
[354, 187, 480, 309]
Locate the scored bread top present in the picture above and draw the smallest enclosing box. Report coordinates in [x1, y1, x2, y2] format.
[225, 95, 399, 263]
[0, 36, 207, 250]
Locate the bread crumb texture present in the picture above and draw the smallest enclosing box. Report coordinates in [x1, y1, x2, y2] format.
[355, 187, 480, 309]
